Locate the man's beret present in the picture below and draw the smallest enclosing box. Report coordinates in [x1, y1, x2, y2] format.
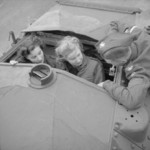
[96, 32, 134, 58]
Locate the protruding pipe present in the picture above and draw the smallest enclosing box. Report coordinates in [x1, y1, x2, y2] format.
[9, 31, 17, 44]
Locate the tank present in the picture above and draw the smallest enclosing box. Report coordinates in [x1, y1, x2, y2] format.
[0, 0, 150, 150]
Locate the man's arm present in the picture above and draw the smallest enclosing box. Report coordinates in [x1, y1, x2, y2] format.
[102, 77, 150, 110]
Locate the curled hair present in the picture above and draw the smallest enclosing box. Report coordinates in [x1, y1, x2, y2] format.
[55, 36, 83, 60]
[18, 36, 45, 62]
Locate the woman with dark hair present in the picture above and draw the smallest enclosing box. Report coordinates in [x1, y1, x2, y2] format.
[18, 37, 45, 63]
[18, 36, 65, 69]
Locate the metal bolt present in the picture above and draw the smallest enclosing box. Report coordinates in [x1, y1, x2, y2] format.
[114, 132, 118, 138]
[114, 123, 120, 130]
[147, 135, 150, 140]
[131, 144, 135, 149]
[112, 146, 117, 150]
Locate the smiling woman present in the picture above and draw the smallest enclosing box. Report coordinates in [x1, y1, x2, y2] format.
[21, 46, 44, 63]
[55, 36, 104, 84]
[18, 37, 45, 63]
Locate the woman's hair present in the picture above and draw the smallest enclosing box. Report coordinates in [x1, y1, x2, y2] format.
[18, 36, 44, 62]
[55, 36, 83, 60]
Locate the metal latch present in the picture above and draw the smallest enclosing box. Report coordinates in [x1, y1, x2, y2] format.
[109, 65, 115, 76]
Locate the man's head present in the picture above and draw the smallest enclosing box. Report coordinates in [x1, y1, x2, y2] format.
[55, 36, 83, 67]
[19, 37, 44, 63]
[96, 32, 133, 66]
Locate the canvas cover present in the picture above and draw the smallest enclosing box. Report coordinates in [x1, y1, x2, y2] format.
[23, 4, 136, 40]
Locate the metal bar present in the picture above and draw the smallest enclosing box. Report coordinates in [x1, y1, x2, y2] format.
[56, 0, 141, 14]
[114, 66, 123, 84]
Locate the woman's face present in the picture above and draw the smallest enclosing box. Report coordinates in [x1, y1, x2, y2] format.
[27, 46, 44, 63]
[65, 47, 83, 67]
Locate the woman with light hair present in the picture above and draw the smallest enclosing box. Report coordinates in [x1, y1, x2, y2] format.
[55, 36, 104, 84]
